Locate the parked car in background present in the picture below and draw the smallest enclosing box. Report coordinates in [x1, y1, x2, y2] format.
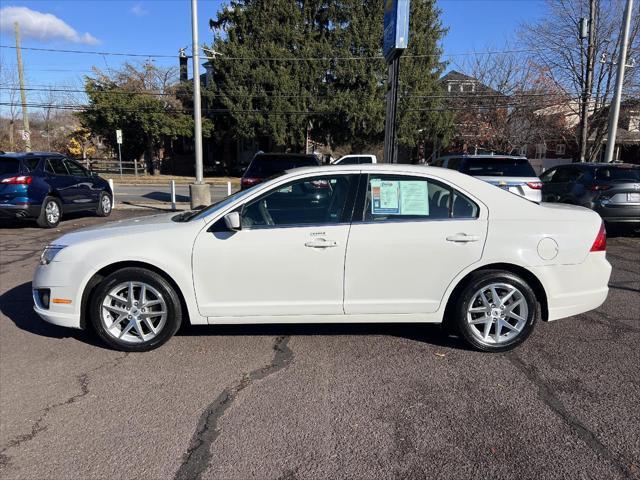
[240, 152, 320, 190]
[331, 154, 377, 165]
[433, 154, 542, 202]
[0, 152, 113, 228]
[33, 165, 610, 353]
[540, 163, 640, 229]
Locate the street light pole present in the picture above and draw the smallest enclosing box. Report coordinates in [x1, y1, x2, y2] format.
[603, 0, 634, 163]
[189, 0, 211, 209]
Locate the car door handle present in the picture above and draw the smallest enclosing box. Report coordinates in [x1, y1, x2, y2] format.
[446, 233, 479, 243]
[305, 238, 338, 248]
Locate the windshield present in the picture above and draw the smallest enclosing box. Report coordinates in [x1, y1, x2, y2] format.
[245, 155, 318, 177]
[463, 158, 536, 177]
[0, 158, 20, 175]
[177, 182, 264, 222]
[595, 166, 640, 181]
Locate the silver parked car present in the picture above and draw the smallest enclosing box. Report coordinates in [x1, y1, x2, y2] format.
[432, 154, 542, 202]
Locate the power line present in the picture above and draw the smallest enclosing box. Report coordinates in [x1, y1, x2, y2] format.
[1, 44, 536, 62]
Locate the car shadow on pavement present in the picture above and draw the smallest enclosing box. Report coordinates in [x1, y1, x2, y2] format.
[0, 281, 106, 349]
[178, 323, 472, 351]
[1, 281, 470, 351]
[0, 211, 101, 230]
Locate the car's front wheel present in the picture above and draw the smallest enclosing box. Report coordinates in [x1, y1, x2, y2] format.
[96, 191, 112, 217]
[90, 267, 182, 352]
[454, 270, 538, 352]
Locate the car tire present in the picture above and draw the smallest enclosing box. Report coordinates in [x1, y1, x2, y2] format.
[36, 196, 62, 228]
[454, 270, 538, 352]
[96, 191, 112, 217]
[89, 267, 182, 352]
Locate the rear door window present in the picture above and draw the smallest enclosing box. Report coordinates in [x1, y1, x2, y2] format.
[64, 159, 89, 177]
[462, 158, 536, 177]
[595, 167, 640, 181]
[46, 158, 70, 175]
[359, 174, 478, 222]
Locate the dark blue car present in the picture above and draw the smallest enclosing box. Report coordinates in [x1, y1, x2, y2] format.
[0, 152, 113, 228]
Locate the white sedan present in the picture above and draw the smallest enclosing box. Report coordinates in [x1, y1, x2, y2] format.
[33, 165, 611, 352]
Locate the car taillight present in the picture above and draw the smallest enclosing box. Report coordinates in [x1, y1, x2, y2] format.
[588, 185, 610, 191]
[526, 181, 543, 189]
[1, 175, 32, 185]
[590, 222, 606, 252]
[241, 177, 260, 188]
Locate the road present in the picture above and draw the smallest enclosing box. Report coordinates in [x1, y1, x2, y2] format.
[112, 184, 238, 206]
[1, 211, 639, 479]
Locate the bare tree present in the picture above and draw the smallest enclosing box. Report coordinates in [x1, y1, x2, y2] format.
[0, 61, 21, 150]
[520, 0, 640, 161]
[452, 50, 574, 155]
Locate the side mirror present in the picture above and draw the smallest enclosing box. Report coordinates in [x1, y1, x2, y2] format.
[223, 211, 241, 231]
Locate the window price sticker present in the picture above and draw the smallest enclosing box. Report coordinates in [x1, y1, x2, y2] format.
[371, 179, 429, 216]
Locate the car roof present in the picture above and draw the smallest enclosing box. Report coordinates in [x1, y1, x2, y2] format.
[0, 151, 64, 159]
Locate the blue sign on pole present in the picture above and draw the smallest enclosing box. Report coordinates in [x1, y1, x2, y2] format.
[383, 0, 411, 62]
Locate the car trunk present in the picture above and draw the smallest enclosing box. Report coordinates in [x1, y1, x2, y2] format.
[595, 180, 640, 206]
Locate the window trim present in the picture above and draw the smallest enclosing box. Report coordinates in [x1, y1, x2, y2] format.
[352, 173, 480, 224]
[236, 172, 360, 230]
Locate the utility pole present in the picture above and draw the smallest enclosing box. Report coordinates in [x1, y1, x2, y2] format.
[14, 22, 31, 152]
[188, 0, 211, 209]
[604, 0, 634, 163]
[578, 0, 596, 163]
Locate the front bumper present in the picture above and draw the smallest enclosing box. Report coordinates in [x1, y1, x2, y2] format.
[32, 262, 83, 329]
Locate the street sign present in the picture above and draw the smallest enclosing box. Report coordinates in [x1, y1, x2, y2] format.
[383, 0, 411, 63]
[18, 130, 30, 141]
[116, 129, 123, 144]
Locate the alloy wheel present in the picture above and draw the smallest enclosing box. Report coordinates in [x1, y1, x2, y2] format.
[45, 201, 60, 224]
[101, 281, 167, 344]
[101, 194, 112, 214]
[466, 282, 529, 345]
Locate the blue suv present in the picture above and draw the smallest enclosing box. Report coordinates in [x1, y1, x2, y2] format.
[0, 152, 113, 228]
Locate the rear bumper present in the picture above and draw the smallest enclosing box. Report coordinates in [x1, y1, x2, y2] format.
[0, 203, 40, 219]
[531, 252, 612, 321]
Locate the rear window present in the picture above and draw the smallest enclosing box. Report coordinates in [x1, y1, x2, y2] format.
[0, 158, 20, 175]
[462, 158, 536, 177]
[245, 155, 318, 177]
[595, 166, 640, 181]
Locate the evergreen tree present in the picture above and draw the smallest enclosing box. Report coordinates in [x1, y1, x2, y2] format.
[207, 0, 450, 157]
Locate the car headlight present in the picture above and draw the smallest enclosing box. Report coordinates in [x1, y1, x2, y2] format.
[40, 245, 66, 265]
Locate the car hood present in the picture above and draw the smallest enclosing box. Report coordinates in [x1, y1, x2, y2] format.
[53, 212, 204, 246]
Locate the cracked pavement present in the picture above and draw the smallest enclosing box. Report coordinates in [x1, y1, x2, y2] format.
[1, 211, 639, 479]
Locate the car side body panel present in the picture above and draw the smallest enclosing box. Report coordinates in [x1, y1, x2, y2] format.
[32, 165, 611, 332]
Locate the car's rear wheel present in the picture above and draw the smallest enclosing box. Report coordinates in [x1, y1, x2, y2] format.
[96, 191, 112, 217]
[37, 196, 61, 228]
[90, 267, 182, 352]
[454, 270, 537, 352]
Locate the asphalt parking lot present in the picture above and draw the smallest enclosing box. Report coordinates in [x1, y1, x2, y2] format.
[1, 210, 639, 480]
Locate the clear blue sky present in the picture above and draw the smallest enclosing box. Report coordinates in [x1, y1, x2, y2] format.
[0, 0, 545, 91]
